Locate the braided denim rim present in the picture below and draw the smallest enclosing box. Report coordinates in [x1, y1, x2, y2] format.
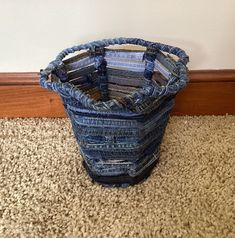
[40, 37, 189, 111]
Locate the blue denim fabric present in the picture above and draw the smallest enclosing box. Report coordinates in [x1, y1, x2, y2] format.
[40, 38, 189, 187]
[65, 50, 173, 79]
[63, 95, 173, 179]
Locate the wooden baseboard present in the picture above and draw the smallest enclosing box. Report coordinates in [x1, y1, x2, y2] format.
[0, 70, 235, 117]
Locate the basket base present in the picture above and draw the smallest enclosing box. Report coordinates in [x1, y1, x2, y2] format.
[82, 157, 159, 188]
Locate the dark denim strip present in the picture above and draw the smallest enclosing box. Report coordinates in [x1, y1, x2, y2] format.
[82, 159, 158, 187]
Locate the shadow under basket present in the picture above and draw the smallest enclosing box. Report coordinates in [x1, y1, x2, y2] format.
[40, 38, 189, 187]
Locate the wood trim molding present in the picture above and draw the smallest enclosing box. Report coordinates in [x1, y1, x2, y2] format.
[0, 72, 39, 85]
[0, 70, 235, 117]
[189, 69, 235, 83]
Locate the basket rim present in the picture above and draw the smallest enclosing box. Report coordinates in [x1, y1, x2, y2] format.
[40, 37, 189, 112]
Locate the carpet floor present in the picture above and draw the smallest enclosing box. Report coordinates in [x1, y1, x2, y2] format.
[0, 116, 234, 238]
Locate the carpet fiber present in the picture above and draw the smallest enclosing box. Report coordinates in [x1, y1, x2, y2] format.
[0, 116, 234, 238]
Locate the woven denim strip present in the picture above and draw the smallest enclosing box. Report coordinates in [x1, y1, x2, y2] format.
[65, 51, 172, 79]
[71, 100, 173, 151]
[81, 117, 168, 177]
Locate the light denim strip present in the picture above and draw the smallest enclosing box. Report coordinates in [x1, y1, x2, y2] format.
[105, 50, 144, 60]
[154, 61, 172, 79]
[107, 58, 171, 79]
[72, 114, 139, 128]
[107, 59, 145, 72]
[66, 57, 94, 71]
[106, 51, 173, 78]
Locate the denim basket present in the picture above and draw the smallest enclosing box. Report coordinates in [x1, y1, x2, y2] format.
[40, 38, 189, 187]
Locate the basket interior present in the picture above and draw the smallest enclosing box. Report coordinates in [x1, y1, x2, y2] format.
[52, 48, 177, 102]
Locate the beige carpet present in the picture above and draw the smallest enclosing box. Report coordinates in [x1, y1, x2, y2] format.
[0, 116, 234, 238]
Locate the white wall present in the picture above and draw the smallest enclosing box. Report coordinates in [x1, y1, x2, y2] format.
[0, 0, 234, 71]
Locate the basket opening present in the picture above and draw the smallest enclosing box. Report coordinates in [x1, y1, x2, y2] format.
[58, 48, 171, 103]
